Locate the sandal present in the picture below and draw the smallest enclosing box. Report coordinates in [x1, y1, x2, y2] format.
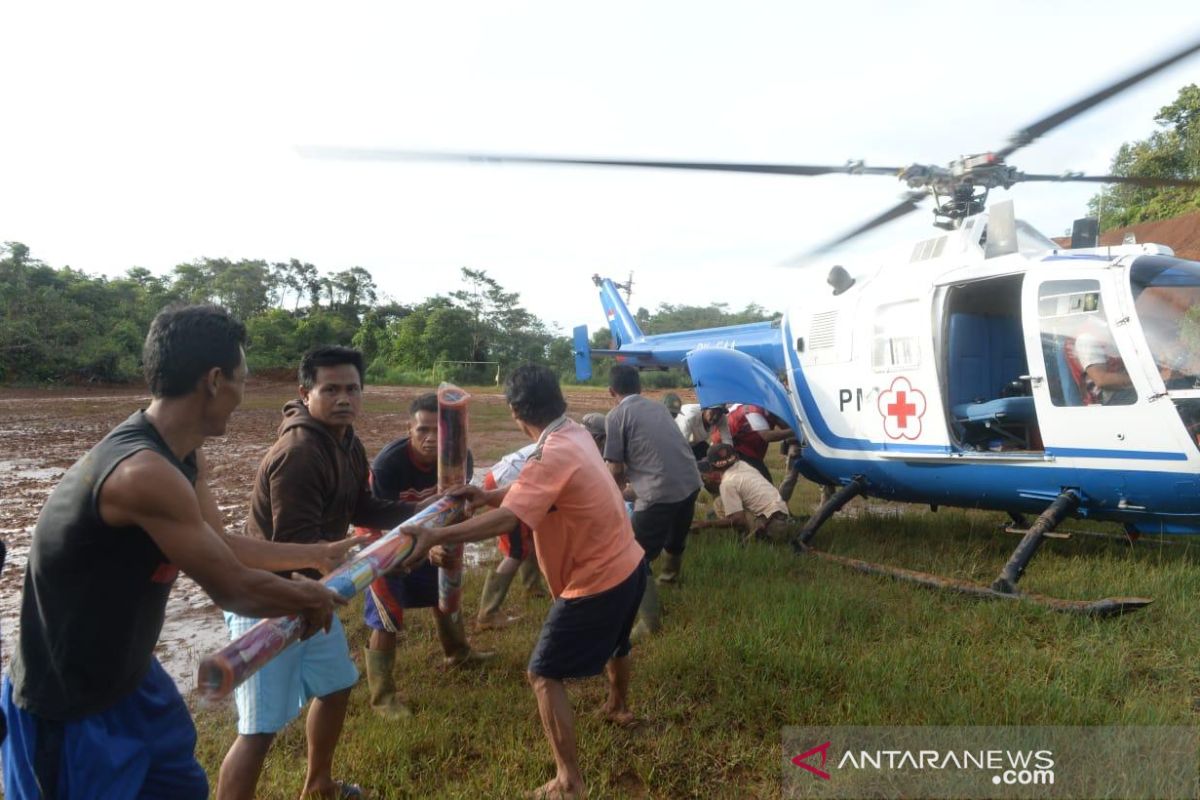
[302, 780, 364, 799]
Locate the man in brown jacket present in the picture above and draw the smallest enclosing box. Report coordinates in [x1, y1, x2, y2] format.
[217, 345, 415, 800]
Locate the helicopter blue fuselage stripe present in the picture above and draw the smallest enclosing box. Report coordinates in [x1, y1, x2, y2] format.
[1046, 447, 1188, 461]
[781, 320, 1189, 461]
[800, 453, 1200, 532]
[1041, 254, 1113, 262]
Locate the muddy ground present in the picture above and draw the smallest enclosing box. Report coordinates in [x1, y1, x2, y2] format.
[0, 380, 628, 695]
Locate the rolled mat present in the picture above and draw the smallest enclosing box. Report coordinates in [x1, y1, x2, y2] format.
[436, 382, 471, 616]
[196, 493, 467, 702]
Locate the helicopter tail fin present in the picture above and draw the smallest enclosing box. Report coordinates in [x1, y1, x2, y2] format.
[596, 276, 646, 347]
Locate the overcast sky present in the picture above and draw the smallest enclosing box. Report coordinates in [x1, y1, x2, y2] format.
[2, 2, 1198, 335]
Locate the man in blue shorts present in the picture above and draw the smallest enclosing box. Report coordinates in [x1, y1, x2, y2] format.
[217, 346, 417, 800]
[1, 306, 347, 800]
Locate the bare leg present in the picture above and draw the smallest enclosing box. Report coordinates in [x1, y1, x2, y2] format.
[601, 655, 635, 726]
[216, 733, 275, 800]
[300, 687, 352, 797]
[369, 628, 397, 652]
[527, 672, 586, 800]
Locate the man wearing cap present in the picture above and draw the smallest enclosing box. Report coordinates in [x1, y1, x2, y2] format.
[662, 393, 683, 419]
[581, 412, 609, 450]
[691, 443, 797, 544]
[604, 365, 701, 632]
[676, 403, 729, 460]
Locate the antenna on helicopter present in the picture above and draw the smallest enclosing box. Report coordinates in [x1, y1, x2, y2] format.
[613, 272, 635, 304]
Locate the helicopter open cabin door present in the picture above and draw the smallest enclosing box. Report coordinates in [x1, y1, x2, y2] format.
[940, 273, 1043, 455]
[1020, 266, 1178, 467]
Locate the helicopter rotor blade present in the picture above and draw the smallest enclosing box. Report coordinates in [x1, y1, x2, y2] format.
[1014, 172, 1200, 188]
[994, 34, 1200, 161]
[297, 146, 905, 178]
[782, 190, 927, 267]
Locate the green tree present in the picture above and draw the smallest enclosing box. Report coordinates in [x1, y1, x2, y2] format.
[638, 301, 776, 334]
[1088, 84, 1200, 230]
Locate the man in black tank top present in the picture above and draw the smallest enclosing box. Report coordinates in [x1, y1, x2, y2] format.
[1, 305, 353, 800]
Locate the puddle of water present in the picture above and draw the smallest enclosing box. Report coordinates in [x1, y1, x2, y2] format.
[0, 459, 65, 481]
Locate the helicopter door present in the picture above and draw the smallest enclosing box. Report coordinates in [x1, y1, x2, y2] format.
[1022, 271, 1173, 459]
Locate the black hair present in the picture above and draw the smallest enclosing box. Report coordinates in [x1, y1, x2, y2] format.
[143, 304, 246, 398]
[299, 345, 364, 389]
[706, 442, 738, 470]
[410, 392, 438, 415]
[505, 364, 567, 427]
[609, 364, 641, 396]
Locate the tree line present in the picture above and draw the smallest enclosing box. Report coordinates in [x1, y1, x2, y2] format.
[8, 84, 1195, 387]
[0, 244, 773, 387]
[1088, 84, 1200, 230]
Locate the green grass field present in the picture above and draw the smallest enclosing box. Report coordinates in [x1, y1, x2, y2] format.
[191, 452, 1200, 799]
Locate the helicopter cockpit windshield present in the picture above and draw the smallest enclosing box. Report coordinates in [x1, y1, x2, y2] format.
[1130, 255, 1200, 449]
[1015, 220, 1059, 254]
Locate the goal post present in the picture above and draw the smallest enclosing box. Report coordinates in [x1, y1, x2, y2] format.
[433, 360, 501, 385]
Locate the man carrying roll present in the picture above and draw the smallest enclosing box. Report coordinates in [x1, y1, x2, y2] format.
[401, 364, 646, 800]
[1, 306, 348, 800]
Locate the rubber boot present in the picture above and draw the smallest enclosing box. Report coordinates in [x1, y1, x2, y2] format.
[476, 569, 522, 630]
[434, 609, 496, 667]
[519, 558, 548, 598]
[656, 551, 683, 585]
[629, 576, 662, 642]
[364, 648, 412, 720]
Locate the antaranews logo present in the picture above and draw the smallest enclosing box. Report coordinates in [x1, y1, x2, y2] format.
[791, 742, 1056, 787]
[790, 741, 832, 780]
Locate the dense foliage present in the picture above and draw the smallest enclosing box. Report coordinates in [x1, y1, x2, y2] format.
[1088, 84, 1200, 230]
[0, 243, 775, 386]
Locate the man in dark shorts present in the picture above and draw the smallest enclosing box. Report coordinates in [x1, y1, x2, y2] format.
[1, 306, 347, 800]
[357, 392, 492, 720]
[401, 364, 646, 800]
[604, 364, 701, 633]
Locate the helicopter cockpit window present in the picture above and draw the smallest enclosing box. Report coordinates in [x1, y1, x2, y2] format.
[1131, 256, 1200, 449]
[1130, 256, 1200, 390]
[1038, 280, 1135, 407]
[872, 300, 921, 372]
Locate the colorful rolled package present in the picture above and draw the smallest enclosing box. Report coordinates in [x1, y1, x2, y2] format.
[436, 382, 471, 616]
[196, 494, 467, 701]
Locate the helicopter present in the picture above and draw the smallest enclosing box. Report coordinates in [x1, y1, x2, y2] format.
[305, 36, 1200, 615]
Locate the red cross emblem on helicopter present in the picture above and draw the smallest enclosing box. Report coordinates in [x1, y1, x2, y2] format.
[878, 376, 927, 441]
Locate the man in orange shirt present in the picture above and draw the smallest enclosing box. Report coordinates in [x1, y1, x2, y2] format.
[401, 364, 646, 800]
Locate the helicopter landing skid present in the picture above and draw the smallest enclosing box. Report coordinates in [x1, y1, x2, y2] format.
[792, 484, 1151, 617]
[800, 547, 1151, 617]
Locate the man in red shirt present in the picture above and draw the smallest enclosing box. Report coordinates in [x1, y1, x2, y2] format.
[726, 403, 793, 482]
[401, 364, 646, 800]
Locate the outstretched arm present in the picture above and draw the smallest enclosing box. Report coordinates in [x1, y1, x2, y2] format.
[100, 450, 344, 628]
[401, 508, 520, 570]
[194, 451, 356, 575]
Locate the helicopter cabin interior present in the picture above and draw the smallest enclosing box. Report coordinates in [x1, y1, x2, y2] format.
[941, 274, 1043, 452]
